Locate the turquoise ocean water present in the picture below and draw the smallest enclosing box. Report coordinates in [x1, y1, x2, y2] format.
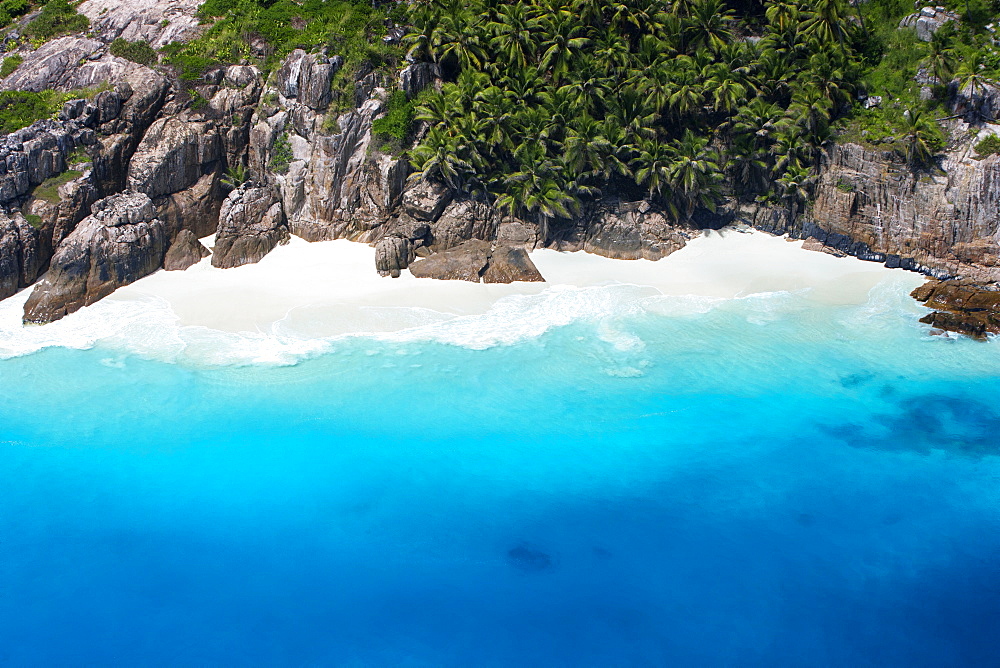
[1, 277, 999, 666]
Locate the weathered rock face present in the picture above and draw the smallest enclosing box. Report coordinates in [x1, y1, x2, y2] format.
[163, 229, 209, 271]
[428, 198, 499, 250]
[582, 199, 689, 260]
[22, 191, 168, 323]
[900, 6, 960, 41]
[79, 0, 204, 48]
[408, 239, 545, 283]
[275, 50, 339, 111]
[804, 142, 1000, 282]
[912, 279, 1000, 339]
[128, 116, 223, 199]
[399, 62, 441, 98]
[0, 212, 47, 301]
[0, 37, 168, 97]
[212, 184, 288, 268]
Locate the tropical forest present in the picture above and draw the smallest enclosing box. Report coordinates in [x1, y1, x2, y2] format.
[398, 0, 1000, 236]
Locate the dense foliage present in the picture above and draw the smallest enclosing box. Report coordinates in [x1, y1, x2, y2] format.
[110, 38, 158, 66]
[0, 87, 106, 134]
[162, 0, 400, 81]
[24, 0, 89, 40]
[0, 54, 22, 78]
[403, 0, 998, 236]
[0, 0, 31, 31]
[372, 89, 415, 145]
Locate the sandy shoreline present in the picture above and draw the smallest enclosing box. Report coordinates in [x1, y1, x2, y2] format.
[0, 228, 928, 361]
[107, 227, 925, 333]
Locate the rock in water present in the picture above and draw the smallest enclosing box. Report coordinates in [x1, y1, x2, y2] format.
[212, 185, 288, 269]
[407, 240, 545, 283]
[23, 192, 167, 323]
[911, 279, 1000, 339]
[163, 229, 209, 271]
[506, 544, 553, 572]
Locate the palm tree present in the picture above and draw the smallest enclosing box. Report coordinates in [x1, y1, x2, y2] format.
[409, 127, 474, 193]
[802, 0, 853, 54]
[776, 162, 814, 219]
[488, 3, 535, 70]
[564, 115, 612, 176]
[667, 129, 723, 221]
[632, 137, 676, 200]
[685, 0, 734, 54]
[901, 109, 939, 169]
[537, 13, 591, 83]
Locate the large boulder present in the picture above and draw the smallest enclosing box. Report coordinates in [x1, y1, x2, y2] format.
[582, 199, 689, 260]
[402, 178, 452, 221]
[375, 236, 413, 278]
[212, 184, 288, 268]
[163, 229, 209, 271]
[127, 116, 223, 199]
[408, 239, 545, 283]
[429, 198, 499, 250]
[482, 245, 544, 283]
[900, 6, 960, 41]
[22, 191, 168, 323]
[274, 49, 339, 111]
[374, 220, 429, 278]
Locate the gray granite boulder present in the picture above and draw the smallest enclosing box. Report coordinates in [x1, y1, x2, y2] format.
[23, 192, 168, 323]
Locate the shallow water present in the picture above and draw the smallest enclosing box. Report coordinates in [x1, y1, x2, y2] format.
[1, 274, 999, 666]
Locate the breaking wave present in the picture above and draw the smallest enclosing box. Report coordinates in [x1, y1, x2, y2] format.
[0, 274, 929, 367]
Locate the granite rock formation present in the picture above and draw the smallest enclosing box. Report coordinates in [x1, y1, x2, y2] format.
[408, 239, 544, 283]
[212, 184, 288, 269]
[22, 192, 167, 323]
[163, 229, 209, 271]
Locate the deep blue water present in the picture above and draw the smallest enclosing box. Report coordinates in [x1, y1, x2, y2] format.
[1, 284, 1000, 666]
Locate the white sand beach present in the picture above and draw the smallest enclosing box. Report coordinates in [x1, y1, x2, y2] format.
[111, 228, 924, 330]
[0, 228, 928, 363]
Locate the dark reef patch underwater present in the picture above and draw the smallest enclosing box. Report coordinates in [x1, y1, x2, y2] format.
[1, 285, 1000, 666]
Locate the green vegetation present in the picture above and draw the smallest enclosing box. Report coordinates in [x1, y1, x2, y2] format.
[161, 0, 401, 82]
[0, 0, 31, 30]
[404, 0, 870, 234]
[221, 163, 249, 189]
[32, 169, 82, 203]
[110, 38, 158, 66]
[372, 89, 414, 146]
[270, 132, 292, 174]
[23, 213, 42, 228]
[974, 133, 1000, 158]
[0, 54, 22, 78]
[66, 146, 90, 165]
[403, 0, 1000, 238]
[0, 86, 107, 134]
[24, 0, 89, 40]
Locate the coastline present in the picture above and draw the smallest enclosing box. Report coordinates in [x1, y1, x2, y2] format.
[0, 227, 929, 363]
